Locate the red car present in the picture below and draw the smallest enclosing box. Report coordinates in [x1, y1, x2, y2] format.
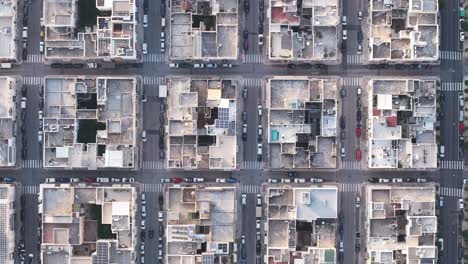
[172, 178, 182, 183]
[460, 123, 465, 133]
[84, 177, 95, 183]
[356, 148, 362, 161]
[356, 127, 361, 138]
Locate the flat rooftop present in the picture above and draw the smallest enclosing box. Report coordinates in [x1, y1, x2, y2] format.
[165, 186, 237, 264]
[365, 184, 438, 264]
[43, 0, 137, 61]
[266, 76, 338, 169]
[43, 76, 138, 169]
[0, 0, 17, 61]
[0, 184, 15, 264]
[39, 184, 137, 264]
[269, 0, 339, 62]
[166, 77, 238, 170]
[169, 0, 238, 60]
[0, 77, 16, 167]
[367, 78, 437, 169]
[266, 185, 338, 263]
[369, 0, 439, 62]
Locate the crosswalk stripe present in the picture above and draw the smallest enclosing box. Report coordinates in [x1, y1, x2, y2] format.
[440, 50, 463, 61]
[22, 185, 38, 195]
[338, 183, 360, 192]
[143, 76, 165, 85]
[240, 161, 262, 170]
[242, 54, 263, 63]
[340, 161, 361, 170]
[141, 184, 162, 192]
[242, 78, 262, 87]
[347, 54, 362, 64]
[342, 77, 361, 87]
[439, 160, 464, 170]
[240, 185, 260, 194]
[440, 187, 462, 197]
[143, 53, 167, 63]
[26, 54, 45, 63]
[440, 82, 463, 92]
[23, 77, 43, 86]
[142, 161, 166, 170]
[21, 160, 43, 169]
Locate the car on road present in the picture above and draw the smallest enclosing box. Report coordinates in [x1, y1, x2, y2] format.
[158, 211, 163, 222]
[242, 111, 247, 122]
[169, 63, 179, 68]
[340, 88, 346, 98]
[340, 116, 345, 129]
[243, 30, 249, 39]
[310, 178, 323, 183]
[258, 125, 263, 141]
[141, 193, 146, 205]
[459, 199, 464, 209]
[183, 177, 193, 183]
[355, 148, 362, 161]
[379, 178, 390, 183]
[416, 178, 427, 183]
[45, 178, 55, 183]
[340, 146, 345, 157]
[111, 178, 121, 183]
[141, 220, 145, 230]
[243, 40, 249, 51]
[242, 124, 247, 141]
[461, 31, 465, 42]
[242, 87, 248, 99]
[70, 178, 79, 183]
[172, 178, 182, 183]
[357, 43, 362, 54]
[358, 11, 362, 20]
[281, 178, 291, 183]
[21, 97, 26, 109]
[84, 177, 95, 183]
[287, 171, 296, 177]
[258, 104, 263, 116]
[294, 178, 306, 183]
[193, 63, 204, 68]
[268, 178, 278, 183]
[160, 178, 171, 183]
[342, 16, 347, 25]
[206, 63, 217, 68]
[142, 43, 147, 54]
[392, 178, 403, 183]
[221, 63, 232, 68]
[141, 130, 147, 142]
[193, 178, 204, 182]
[357, 87, 362, 95]
[122, 178, 134, 183]
[256, 194, 262, 206]
[258, 34, 264, 46]
[256, 219, 261, 229]
[342, 29, 347, 40]
[257, 144, 262, 161]
[241, 235, 246, 244]
[241, 193, 247, 205]
[258, 23, 263, 34]
[227, 177, 237, 183]
[440, 196, 444, 207]
[356, 127, 361, 138]
[141, 205, 146, 217]
[356, 196, 360, 207]
[356, 110, 362, 121]
[216, 178, 226, 183]
[244, 0, 249, 12]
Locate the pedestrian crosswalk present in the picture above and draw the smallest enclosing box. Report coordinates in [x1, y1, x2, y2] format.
[440, 82, 463, 92]
[143, 76, 165, 85]
[26, 54, 44, 63]
[240, 184, 260, 194]
[143, 53, 167, 63]
[22, 185, 38, 195]
[340, 161, 361, 170]
[242, 78, 263, 87]
[342, 77, 361, 87]
[141, 183, 162, 192]
[440, 187, 462, 198]
[439, 160, 464, 170]
[142, 161, 166, 170]
[338, 183, 360, 193]
[21, 160, 43, 169]
[241, 161, 262, 170]
[23, 76, 43, 86]
[440, 50, 463, 61]
[347, 54, 363, 64]
[242, 54, 263, 63]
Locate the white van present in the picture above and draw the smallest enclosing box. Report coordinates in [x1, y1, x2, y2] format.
[143, 15, 148, 28]
[161, 18, 166, 27]
[439, 145, 445, 158]
[460, 110, 464, 122]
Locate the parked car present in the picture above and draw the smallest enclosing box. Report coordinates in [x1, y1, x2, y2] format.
[281, 178, 291, 183]
[193, 178, 204, 183]
[227, 177, 237, 183]
[355, 148, 362, 161]
[160, 178, 171, 183]
[460, 199, 464, 209]
[417, 178, 427, 183]
[310, 178, 323, 183]
[355, 196, 360, 207]
[172, 178, 182, 183]
[379, 178, 390, 183]
[294, 178, 306, 183]
[256, 194, 262, 206]
[356, 127, 361, 138]
[258, 104, 263, 116]
[268, 178, 278, 183]
[392, 178, 403, 183]
[258, 34, 264, 46]
[258, 125, 263, 141]
[216, 178, 226, 183]
[158, 211, 163, 222]
[242, 124, 247, 141]
[241, 194, 247, 205]
[183, 177, 193, 183]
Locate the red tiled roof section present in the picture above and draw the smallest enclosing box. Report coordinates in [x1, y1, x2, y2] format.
[373, 108, 381, 116]
[386, 116, 397, 127]
[271, 7, 300, 24]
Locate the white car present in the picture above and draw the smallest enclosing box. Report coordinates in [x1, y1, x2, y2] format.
[440, 196, 444, 207]
[142, 130, 147, 142]
[161, 178, 171, 183]
[464, 179, 468, 185]
[158, 211, 163, 222]
[460, 199, 464, 209]
[258, 104, 263, 116]
[193, 178, 204, 182]
[310, 178, 323, 183]
[45, 178, 55, 183]
[140, 243, 145, 254]
[294, 178, 306, 183]
[392, 178, 402, 183]
[96, 177, 109, 183]
[461, 31, 465, 42]
[141, 220, 145, 230]
[256, 194, 262, 206]
[111, 178, 121, 183]
[357, 44, 362, 54]
[241, 193, 247, 205]
[379, 178, 389, 183]
[169, 63, 179, 68]
[141, 193, 146, 205]
[142, 205, 146, 218]
[356, 196, 360, 208]
[216, 178, 226, 183]
[342, 30, 347, 40]
[122, 178, 134, 183]
[256, 220, 261, 229]
[142, 43, 147, 54]
[268, 178, 278, 183]
[39, 41, 44, 53]
[417, 178, 427, 183]
[70, 178, 80, 183]
[241, 235, 246, 244]
[281, 178, 291, 183]
[258, 34, 264, 46]
[37, 130, 43, 143]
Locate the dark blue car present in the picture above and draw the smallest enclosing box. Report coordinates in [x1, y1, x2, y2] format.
[4, 177, 15, 183]
[227, 177, 237, 183]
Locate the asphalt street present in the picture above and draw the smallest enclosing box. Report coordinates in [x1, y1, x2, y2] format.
[2, 0, 466, 263]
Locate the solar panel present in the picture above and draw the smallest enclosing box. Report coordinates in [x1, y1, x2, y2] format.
[93, 242, 109, 264]
[215, 108, 229, 129]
